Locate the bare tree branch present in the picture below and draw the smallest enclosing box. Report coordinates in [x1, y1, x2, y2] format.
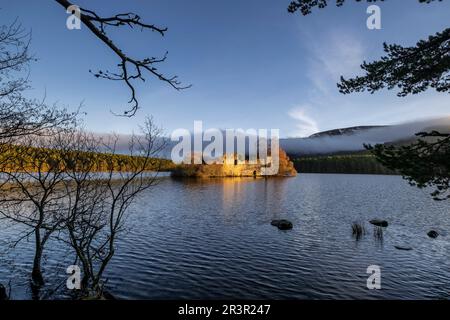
[59, 117, 165, 296]
[288, 0, 441, 15]
[54, 0, 191, 116]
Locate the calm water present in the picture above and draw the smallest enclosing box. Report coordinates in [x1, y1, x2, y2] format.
[1, 174, 450, 299]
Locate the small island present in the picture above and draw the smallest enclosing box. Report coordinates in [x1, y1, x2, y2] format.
[171, 149, 297, 178]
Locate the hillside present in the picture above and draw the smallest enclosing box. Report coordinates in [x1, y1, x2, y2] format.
[282, 118, 450, 174]
[281, 117, 450, 157]
[308, 126, 387, 138]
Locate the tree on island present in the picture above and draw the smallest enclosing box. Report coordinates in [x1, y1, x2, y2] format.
[288, 0, 450, 200]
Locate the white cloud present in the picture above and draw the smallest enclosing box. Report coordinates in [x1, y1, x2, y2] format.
[287, 28, 450, 137]
[288, 107, 319, 137]
[286, 31, 366, 137]
[307, 31, 366, 95]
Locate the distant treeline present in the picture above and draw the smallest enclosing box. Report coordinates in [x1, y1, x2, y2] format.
[0, 144, 176, 173]
[292, 153, 397, 175]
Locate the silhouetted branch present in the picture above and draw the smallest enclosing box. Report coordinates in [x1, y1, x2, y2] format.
[288, 0, 449, 97]
[0, 19, 78, 145]
[366, 132, 450, 201]
[0, 18, 33, 98]
[54, 0, 191, 116]
[288, 0, 441, 15]
[338, 29, 450, 96]
[288, 0, 450, 201]
[0, 126, 76, 287]
[58, 117, 165, 296]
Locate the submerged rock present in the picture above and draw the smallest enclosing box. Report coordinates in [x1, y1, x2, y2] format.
[369, 219, 388, 227]
[278, 220, 293, 230]
[394, 245, 413, 251]
[271, 219, 293, 230]
[427, 230, 439, 239]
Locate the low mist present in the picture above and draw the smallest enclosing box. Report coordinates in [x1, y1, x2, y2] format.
[280, 117, 450, 156]
[93, 117, 450, 158]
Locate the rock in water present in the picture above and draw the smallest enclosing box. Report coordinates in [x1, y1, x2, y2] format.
[271, 219, 293, 230]
[278, 220, 293, 230]
[271, 220, 281, 226]
[394, 245, 412, 251]
[427, 230, 439, 239]
[369, 219, 388, 227]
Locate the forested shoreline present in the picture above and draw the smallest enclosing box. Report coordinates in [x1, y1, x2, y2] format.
[292, 153, 397, 175]
[0, 144, 176, 173]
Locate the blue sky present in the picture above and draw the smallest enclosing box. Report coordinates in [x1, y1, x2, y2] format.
[1, 0, 449, 137]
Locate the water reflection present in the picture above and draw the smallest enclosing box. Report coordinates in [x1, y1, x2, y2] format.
[1, 174, 450, 300]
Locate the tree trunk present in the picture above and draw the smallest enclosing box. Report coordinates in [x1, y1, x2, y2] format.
[81, 270, 90, 293]
[31, 229, 44, 286]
